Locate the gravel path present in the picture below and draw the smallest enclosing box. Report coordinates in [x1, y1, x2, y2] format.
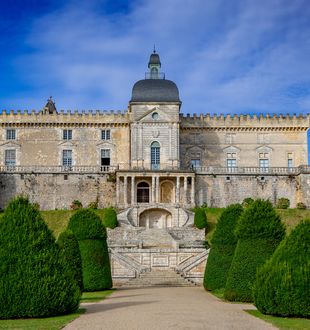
[64, 287, 276, 330]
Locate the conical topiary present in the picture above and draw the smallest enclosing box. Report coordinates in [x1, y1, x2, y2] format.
[253, 219, 310, 317]
[68, 209, 112, 291]
[194, 208, 208, 229]
[224, 199, 285, 302]
[57, 230, 83, 291]
[0, 197, 80, 319]
[204, 204, 243, 291]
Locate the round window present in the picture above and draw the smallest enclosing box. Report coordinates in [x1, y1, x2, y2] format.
[152, 112, 159, 120]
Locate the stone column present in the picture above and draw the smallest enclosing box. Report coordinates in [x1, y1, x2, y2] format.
[191, 176, 195, 205]
[116, 175, 120, 205]
[152, 176, 156, 203]
[131, 176, 135, 205]
[156, 176, 160, 203]
[184, 176, 188, 205]
[124, 176, 128, 207]
[176, 176, 180, 204]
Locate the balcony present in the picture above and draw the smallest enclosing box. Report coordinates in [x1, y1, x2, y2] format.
[0, 165, 118, 174]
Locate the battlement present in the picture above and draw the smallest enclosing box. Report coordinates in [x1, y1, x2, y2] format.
[180, 113, 310, 129]
[0, 109, 130, 125]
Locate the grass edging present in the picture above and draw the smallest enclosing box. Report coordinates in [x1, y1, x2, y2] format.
[81, 289, 115, 303]
[0, 308, 85, 330]
[247, 310, 310, 330]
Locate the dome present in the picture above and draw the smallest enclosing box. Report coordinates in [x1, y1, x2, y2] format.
[130, 79, 180, 103]
[148, 53, 161, 67]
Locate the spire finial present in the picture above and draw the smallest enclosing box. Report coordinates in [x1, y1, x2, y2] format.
[153, 44, 156, 54]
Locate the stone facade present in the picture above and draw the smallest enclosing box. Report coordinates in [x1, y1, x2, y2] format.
[0, 52, 309, 285]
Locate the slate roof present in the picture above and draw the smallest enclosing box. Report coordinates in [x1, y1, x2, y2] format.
[130, 79, 180, 102]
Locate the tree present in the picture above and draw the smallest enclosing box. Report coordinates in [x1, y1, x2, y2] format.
[0, 197, 80, 319]
[102, 207, 118, 229]
[204, 204, 243, 291]
[253, 219, 310, 317]
[68, 209, 112, 291]
[57, 230, 83, 291]
[194, 208, 207, 229]
[224, 199, 285, 302]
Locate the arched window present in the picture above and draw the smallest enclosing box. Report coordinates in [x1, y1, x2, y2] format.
[137, 182, 150, 203]
[151, 141, 160, 170]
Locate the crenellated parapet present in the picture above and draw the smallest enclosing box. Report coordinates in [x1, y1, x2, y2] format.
[180, 113, 310, 131]
[0, 109, 130, 127]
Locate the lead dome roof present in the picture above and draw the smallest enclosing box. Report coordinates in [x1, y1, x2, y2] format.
[130, 51, 180, 103]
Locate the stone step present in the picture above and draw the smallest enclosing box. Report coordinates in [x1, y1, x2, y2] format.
[122, 269, 196, 288]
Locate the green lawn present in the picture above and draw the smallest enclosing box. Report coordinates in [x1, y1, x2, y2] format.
[81, 289, 115, 303]
[247, 310, 310, 330]
[0, 309, 85, 330]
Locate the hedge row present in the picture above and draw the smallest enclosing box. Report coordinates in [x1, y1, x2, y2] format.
[224, 200, 285, 302]
[203, 204, 243, 291]
[253, 219, 310, 317]
[68, 209, 112, 291]
[0, 197, 80, 319]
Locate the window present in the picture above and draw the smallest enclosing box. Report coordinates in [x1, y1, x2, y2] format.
[137, 182, 150, 203]
[5, 149, 16, 166]
[151, 141, 160, 170]
[190, 159, 201, 169]
[259, 159, 269, 168]
[6, 129, 16, 140]
[152, 112, 159, 120]
[287, 153, 293, 168]
[226, 152, 237, 171]
[101, 129, 111, 140]
[63, 129, 72, 140]
[225, 133, 236, 144]
[101, 149, 110, 166]
[62, 150, 72, 166]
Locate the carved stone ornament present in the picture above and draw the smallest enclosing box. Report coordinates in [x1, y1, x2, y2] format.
[152, 130, 160, 138]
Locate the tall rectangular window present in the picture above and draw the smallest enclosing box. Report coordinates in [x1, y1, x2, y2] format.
[101, 149, 110, 166]
[226, 152, 237, 172]
[5, 149, 16, 166]
[287, 153, 293, 168]
[63, 129, 72, 140]
[101, 129, 111, 140]
[259, 159, 269, 168]
[62, 150, 72, 166]
[190, 159, 201, 169]
[6, 129, 16, 140]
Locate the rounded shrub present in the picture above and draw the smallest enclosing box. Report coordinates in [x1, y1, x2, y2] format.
[253, 219, 310, 317]
[68, 209, 112, 291]
[296, 202, 306, 210]
[0, 197, 80, 319]
[194, 208, 208, 229]
[204, 204, 243, 291]
[57, 230, 83, 291]
[102, 207, 118, 229]
[241, 197, 254, 208]
[224, 199, 285, 302]
[276, 198, 290, 209]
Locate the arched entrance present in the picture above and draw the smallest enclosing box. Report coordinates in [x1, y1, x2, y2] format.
[160, 181, 174, 203]
[137, 182, 150, 203]
[139, 209, 172, 228]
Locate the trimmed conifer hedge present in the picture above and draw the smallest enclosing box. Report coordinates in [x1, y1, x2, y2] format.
[224, 199, 285, 302]
[194, 208, 207, 229]
[57, 230, 83, 291]
[253, 219, 310, 317]
[0, 197, 80, 319]
[68, 209, 112, 291]
[203, 204, 243, 291]
[102, 207, 118, 229]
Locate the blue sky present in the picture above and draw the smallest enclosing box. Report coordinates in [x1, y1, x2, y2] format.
[0, 0, 310, 117]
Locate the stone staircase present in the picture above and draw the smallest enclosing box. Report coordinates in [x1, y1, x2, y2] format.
[122, 268, 197, 288]
[136, 228, 177, 248]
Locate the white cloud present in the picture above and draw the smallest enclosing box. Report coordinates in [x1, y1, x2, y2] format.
[3, 0, 310, 115]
